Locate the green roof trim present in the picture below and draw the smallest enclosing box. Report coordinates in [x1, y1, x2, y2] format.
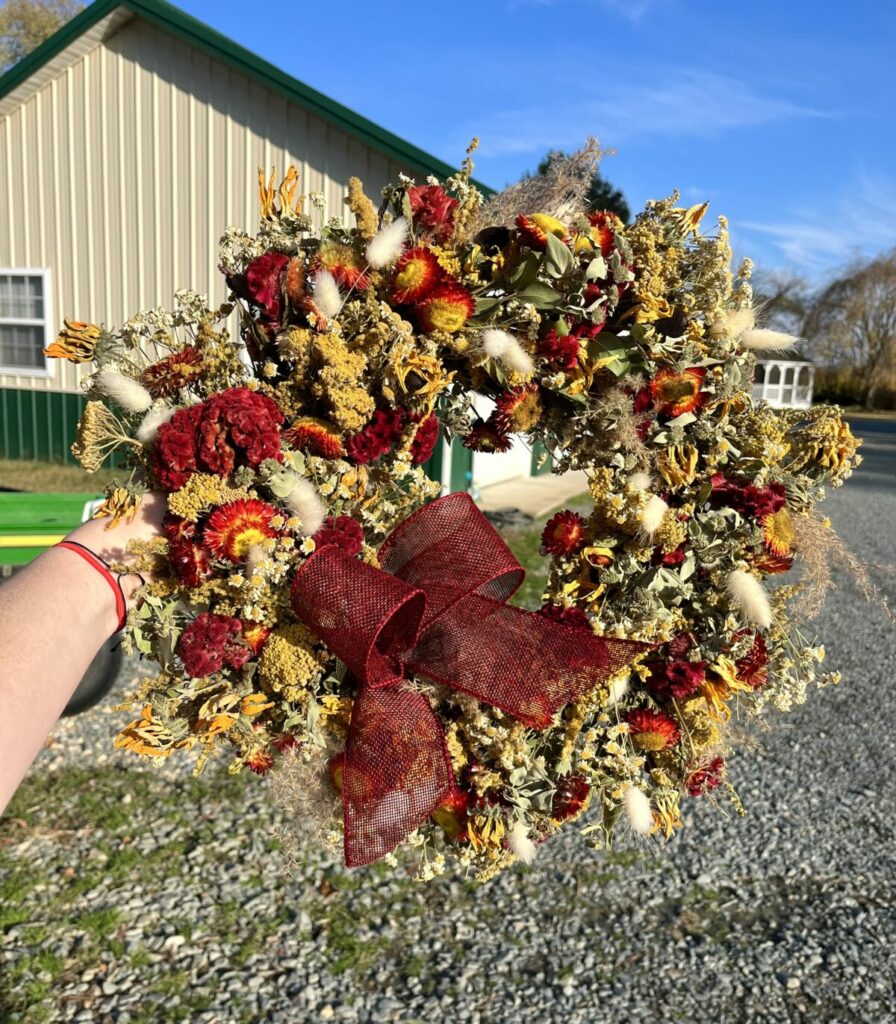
[0, 0, 494, 194]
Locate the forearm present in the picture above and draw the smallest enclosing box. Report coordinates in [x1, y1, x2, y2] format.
[0, 546, 123, 812]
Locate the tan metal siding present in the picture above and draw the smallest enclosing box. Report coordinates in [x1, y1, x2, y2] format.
[0, 16, 408, 394]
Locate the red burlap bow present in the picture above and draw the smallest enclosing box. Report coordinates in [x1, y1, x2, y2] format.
[290, 492, 648, 867]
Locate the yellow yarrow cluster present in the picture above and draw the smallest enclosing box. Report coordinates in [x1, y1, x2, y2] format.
[167, 474, 252, 521]
[257, 624, 325, 702]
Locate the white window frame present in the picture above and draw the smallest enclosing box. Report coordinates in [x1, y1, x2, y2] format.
[0, 267, 54, 378]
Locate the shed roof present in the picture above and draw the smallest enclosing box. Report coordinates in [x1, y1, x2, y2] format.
[0, 0, 493, 193]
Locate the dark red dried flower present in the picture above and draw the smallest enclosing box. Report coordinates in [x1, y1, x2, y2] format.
[541, 510, 587, 557]
[710, 475, 787, 521]
[178, 612, 251, 678]
[653, 544, 687, 567]
[538, 603, 591, 631]
[552, 775, 591, 821]
[227, 250, 289, 327]
[687, 756, 726, 797]
[142, 346, 203, 399]
[312, 515, 364, 557]
[463, 416, 513, 454]
[735, 631, 769, 689]
[168, 535, 211, 588]
[537, 329, 581, 371]
[408, 185, 458, 243]
[246, 750, 275, 776]
[647, 659, 706, 700]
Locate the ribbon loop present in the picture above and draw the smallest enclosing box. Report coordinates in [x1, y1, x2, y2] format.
[291, 492, 651, 866]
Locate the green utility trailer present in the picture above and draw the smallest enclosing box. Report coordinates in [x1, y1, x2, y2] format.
[0, 491, 123, 716]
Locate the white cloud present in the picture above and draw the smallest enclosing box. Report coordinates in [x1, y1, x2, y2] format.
[468, 68, 834, 159]
[737, 170, 896, 274]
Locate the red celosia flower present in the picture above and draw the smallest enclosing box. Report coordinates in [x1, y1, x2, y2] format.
[552, 775, 591, 821]
[647, 659, 706, 700]
[515, 213, 568, 251]
[168, 535, 211, 587]
[409, 412, 440, 465]
[415, 281, 474, 334]
[178, 612, 251, 678]
[142, 346, 203, 399]
[494, 383, 543, 433]
[197, 388, 284, 475]
[226, 250, 289, 327]
[153, 387, 283, 490]
[282, 417, 346, 459]
[625, 708, 681, 751]
[152, 405, 203, 491]
[391, 247, 442, 305]
[313, 515, 364, 556]
[541, 510, 587, 557]
[242, 621, 271, 655]
[463, 416, 513, 454]
[649, 367, 707, 418]
[408, 185, 458, 243]
[687, 755, 726, 796]
[537, 329, 581, 371]
[538, 603, 591, 630]
[344, 408, 405, 464]
[204, 498, 279, 562]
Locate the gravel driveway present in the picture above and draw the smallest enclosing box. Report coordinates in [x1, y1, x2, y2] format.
[2, 417, 894, 1024]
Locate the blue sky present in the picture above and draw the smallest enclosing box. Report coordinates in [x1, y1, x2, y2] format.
[180, 0, 895, 280]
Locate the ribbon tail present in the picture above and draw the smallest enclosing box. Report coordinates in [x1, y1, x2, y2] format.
[407, 593, 651, 728]
[343, 685, 455, 868]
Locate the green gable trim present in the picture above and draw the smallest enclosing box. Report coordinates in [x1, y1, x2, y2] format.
[0, 0, 494, 194]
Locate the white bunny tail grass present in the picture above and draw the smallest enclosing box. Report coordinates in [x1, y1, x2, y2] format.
[727, 569, 772, 629]
[640, 495, 668, 538]
[95, 370, 152, 414]
[627, 471, 653, 492]
[135, 402, 175, 444]
[725, 305, 756, 337]
[508, 820, 538, 865]
[480, 328, 534, 375]
[365, 216, 408, 269]
[740, 328, 799, 352]
[312, 270, 342, 319]
[606, 672, 630, 706]
[283, 477, 326, 536]
[623, 785, 653, 836]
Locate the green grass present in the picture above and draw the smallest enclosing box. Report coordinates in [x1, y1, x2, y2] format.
[0, 457, 119, 493]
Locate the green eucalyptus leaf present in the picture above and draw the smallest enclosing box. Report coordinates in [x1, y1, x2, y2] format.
[516, 282, 563, 307]
[544, 232, 575, 278]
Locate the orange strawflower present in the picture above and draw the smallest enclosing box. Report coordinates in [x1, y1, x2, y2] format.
[625, 708, 681, 750]
[204, 498, 279, 561]
[142, 346, 203, 398]
[416, 281, 474, 334]
[649, 366, 707, 417]
[391, 247, 442, 304]
[282, 416, 346, 458]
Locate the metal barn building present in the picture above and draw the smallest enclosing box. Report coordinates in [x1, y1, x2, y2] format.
[0, 0, 514, 492]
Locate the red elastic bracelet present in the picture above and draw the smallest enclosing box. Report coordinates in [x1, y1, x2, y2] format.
[55, 540, 128, 633]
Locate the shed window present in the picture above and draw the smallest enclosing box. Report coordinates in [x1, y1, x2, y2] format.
[0, 270, 52, 373]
